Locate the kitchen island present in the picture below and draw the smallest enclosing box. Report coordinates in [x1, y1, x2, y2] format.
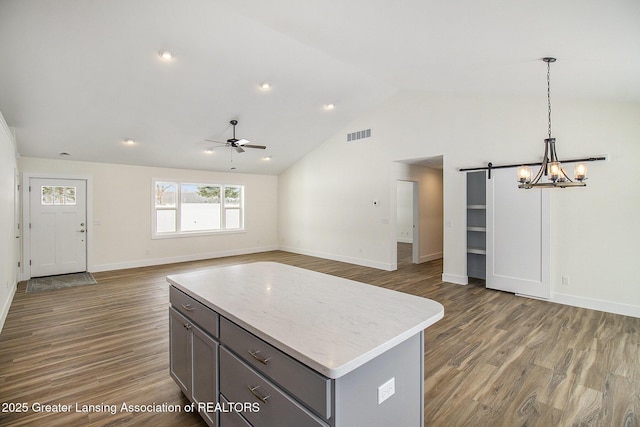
[167, 261, 444, 426]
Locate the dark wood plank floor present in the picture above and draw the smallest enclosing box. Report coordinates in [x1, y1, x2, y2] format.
[1, 250, 638, 426]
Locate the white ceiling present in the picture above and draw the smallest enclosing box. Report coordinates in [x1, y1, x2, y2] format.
[1, 0, 638, 174]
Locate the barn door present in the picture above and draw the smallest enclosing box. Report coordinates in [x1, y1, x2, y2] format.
[486, 168, 550, 299]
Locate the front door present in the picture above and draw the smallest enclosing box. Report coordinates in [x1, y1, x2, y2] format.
[29, 178, 87, 277]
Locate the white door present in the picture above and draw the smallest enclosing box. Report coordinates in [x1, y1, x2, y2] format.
[486, 168, 550, 298]
[29, 178, 87, 277]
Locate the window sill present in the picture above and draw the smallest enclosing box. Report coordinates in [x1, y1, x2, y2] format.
[152, 229, 246, 240]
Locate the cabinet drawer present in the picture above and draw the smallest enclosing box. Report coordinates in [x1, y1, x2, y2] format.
[220, 317, 331, 419]
[219, 395, 252, 427]
[170, 286, 219, 338]
[220, 348, 328, 427]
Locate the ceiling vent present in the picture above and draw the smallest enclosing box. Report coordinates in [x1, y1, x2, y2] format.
[347, 128, 372, 142]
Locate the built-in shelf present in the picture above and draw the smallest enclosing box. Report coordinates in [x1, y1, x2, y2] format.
[466, 171, 486, 280]
[467, 247, 487, 255]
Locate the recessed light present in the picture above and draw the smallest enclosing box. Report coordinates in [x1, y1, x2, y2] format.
[124, 138, 136, 145]
[324, 103, 335, 110]
[59, 152, 71, 157]
[259, 82, 271, 90]
[262, 156, 272, 161]
[159, 50, 173, 60]
[204, 148, 215, 154]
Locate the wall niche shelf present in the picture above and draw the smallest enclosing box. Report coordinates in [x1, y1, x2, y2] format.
[466, 171, 486, 280]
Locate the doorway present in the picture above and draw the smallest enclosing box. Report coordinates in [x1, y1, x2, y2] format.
[393, 156, 444, 269]
[25, 176, 88, 278]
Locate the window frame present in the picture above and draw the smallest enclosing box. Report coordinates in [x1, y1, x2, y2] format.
[152, 179, 245, 239]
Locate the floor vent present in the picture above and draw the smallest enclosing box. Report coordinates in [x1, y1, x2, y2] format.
[347, 128, 372, 142]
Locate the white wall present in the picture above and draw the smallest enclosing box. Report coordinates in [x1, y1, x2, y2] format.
[18, 157, 278, 273]
[278, 90, 640, 317]
[278, 125, 395, 270]
[0, 112, 18, 331]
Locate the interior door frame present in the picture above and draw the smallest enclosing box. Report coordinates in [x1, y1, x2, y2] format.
[394, 179, 421, 267]
[14, 168, 20, 286]
[410, 180, 419, 264]
[21, 172, 93, 281]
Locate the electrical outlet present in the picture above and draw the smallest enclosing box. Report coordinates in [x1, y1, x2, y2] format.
[377, 377, 395, 405]
[561, 276, 569, 285]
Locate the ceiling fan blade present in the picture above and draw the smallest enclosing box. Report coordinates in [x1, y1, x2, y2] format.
[234, 146, 245, 153]
[204, 139, 226, 145]
[242, 144, 267, 150]
[236, 138, 250, 146]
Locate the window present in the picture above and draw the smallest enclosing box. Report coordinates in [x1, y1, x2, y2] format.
[153, 181, 244, 237]
[41, 186, 76, 205]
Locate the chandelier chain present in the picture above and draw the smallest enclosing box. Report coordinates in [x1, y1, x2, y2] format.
[547, 60, 552, 140]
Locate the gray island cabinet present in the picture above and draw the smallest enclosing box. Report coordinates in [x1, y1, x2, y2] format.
[168, 262, 444, 427]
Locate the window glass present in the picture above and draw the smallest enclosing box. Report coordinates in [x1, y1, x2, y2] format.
[155, 182, 176, 207]
[156, 210, 176, 233]
[180, 184, 221, 231]
[224, 185, 243, 229]
[41, 186, 77, 205]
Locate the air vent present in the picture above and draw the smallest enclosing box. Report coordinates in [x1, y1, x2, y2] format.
[347, 128, 372, 142]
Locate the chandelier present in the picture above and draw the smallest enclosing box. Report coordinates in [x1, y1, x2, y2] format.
[517, 58, 588, 189]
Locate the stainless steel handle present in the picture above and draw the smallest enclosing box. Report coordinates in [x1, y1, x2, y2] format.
[181, 303, 195, 312]
[248, 386, 270, 403]
[248, 350, 271, 365]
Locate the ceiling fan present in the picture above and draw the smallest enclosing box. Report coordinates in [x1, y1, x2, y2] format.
[206, 119, 266, 153]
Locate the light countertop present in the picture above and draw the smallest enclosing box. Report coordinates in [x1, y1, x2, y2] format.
[167, 262, 444, 378]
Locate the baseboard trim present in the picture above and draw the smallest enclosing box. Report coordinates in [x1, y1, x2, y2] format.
[90, 246, 279, 273]
[551, 292, 640, 318]
[420, 252, 443, 263]
[279, 246, 395, 271]
[0, 283, 17, 334]
[442, 273, 468, 285]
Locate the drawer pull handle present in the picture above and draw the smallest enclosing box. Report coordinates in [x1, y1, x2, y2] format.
[248, 350, 271, 365]
[248, 385, 270, 403]
[181, 303, 195, 312]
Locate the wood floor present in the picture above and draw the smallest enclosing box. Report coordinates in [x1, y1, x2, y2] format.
[1, 250, 638, 426]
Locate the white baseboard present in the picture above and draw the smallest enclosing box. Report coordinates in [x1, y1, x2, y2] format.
[0, 284, 17, 334]
[279, 246, 395, 271]
[90, 245, 279, 273]
[420, 252, 443, 263]
[442, 273, 468, 285]
[552, 292, 640, 318]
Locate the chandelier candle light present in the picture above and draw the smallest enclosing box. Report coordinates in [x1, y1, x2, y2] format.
[517, 58, 588, 189]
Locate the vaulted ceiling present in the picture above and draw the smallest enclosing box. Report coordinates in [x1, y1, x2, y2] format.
[1, 0, 638, 174]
